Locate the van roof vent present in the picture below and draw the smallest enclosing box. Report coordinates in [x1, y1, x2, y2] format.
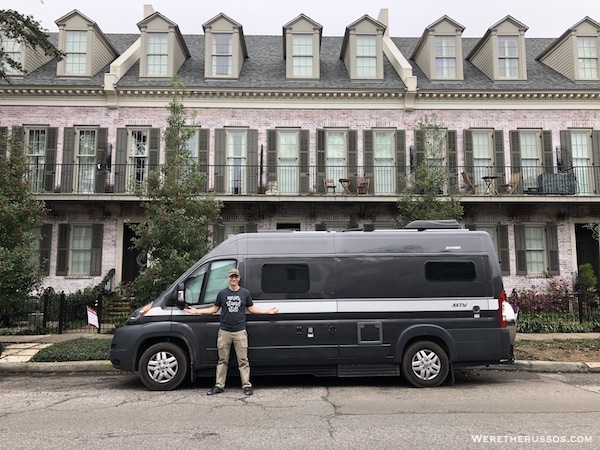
[403, 220, 461, 231]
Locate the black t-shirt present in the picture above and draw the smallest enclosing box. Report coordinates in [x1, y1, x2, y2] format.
[214, 286, 254, 332]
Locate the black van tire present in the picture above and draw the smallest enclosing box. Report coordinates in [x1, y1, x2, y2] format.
[138, 343, 188, 391]
[401, 341, 449, 388]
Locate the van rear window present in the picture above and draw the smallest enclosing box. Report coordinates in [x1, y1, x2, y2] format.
[425, 261, 476, 281]
[262, 264, 310, 293]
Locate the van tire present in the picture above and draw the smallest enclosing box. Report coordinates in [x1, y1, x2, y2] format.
[401, 341, 449, 388]
[138, 343, 188, 391]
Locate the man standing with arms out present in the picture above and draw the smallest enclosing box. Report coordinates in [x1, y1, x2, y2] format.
[185, 268, 278, 395]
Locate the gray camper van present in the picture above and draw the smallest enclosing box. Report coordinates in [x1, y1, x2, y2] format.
[110, 221, 516, 390]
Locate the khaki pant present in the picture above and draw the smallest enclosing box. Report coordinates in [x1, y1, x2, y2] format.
[215, 329, 251, 388]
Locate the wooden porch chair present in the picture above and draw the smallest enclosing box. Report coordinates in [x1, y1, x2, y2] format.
[356, 177, 370, 195]
[461, 172, 478, 195]
[323, 178, 336, 194]
[501, 172, 521, 195]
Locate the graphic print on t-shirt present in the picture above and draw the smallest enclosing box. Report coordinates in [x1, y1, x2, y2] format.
[226, 295, 242, 313]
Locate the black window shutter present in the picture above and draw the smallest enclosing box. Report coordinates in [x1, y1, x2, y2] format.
[44, 128, 57, 193]
[214, 129, 226, 193]
[247, 130, 258, 194]
[11, 126, 24, 157]
[363, 130, 373, 176]
[95, 128, 108, 193]
[90, 224, 104, 276]
[245, 223, 258, 233]
[213, 224, 225, 246]
[463, 130, 474, 177]
[546, 223, 559, 275]
[317, 129, 325, 193]
[395, 130, 406, 193]
[267, 129, 277, 183]
[493, 130, 505, 177]
[299, 130, 310, 194]
[542, 130, 553, 174]
[56, 224, 70, 276]
[39, 223, 52, 276]
[61, 128, 74, 193]
[514, 224, 527, 275]
[559, 130, 573, 173]
[198, 129, 209, 191]
[348, 130, 357, 179]
[592, 131, 600, 193]
[509, 131, 521, 171]
[0, 127, 7, 157]
[446, 130, 457, 191]
[114, 128, 128, 193]
[498, 224, 510, 276]
[149, 128, 160, 172]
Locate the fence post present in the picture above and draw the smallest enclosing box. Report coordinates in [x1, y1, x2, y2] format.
[42, 288, 50, 329]
[577, 291, 584, 324]
[96, 292, 103, 334]
[58, 291, 66, 334]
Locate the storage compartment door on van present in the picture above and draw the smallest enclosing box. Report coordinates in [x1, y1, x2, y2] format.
[242, 258, 340, 366]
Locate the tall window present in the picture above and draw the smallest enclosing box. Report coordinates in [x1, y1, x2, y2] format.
[435, 36, 456, 78]
[326, 131, 347, 182]
[277, 131, 299, 194]
[147, 33, 168, 76]
[212, 34, 232, 76]
[524, 225, 545, 274]
[472, 130, 493, 192]
[356, 35, 376, 77]
[77, 129, 96, 193]
[70, 225, 93, 275]
[373, 130, 394, 194]
[498, 36, 518, 78]
[571, 130, 592, 194]
[577, 37, 598, 79]
[520, 131, 540, 189]
[425, 129, 446, 166]
[65, 31, 87, 75]
[27, 129, 46, 193]
[226, 130, 246, 194]
[1, 35, 21, 74]
[129, 130, 149, 188]
[292, 35, 313, 77]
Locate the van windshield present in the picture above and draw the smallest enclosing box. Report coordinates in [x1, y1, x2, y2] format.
[184, 260, 237, 305]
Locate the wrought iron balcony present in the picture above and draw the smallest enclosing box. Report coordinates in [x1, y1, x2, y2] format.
[26, 163, 598, 197]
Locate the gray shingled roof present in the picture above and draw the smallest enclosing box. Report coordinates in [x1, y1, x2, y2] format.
[393, 37, 600, 91]
[3, 33, 600, 91]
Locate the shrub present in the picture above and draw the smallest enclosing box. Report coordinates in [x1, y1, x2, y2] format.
[30, 338, 110, 362]
[510, 277, 575, 314]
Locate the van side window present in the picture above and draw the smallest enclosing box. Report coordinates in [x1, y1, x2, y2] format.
[185, 260, 237, 304]
[425, 261, 476, 281]
[262, 263, 309, 293]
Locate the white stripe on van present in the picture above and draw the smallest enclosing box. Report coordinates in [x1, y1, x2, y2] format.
[154, 298, 499, 316]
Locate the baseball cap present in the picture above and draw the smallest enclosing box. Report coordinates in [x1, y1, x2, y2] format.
[228, 268, 240, 277]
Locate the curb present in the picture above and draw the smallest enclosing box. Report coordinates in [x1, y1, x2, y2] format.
[0, 359, 598, 374]
[0, 360, 116, 373]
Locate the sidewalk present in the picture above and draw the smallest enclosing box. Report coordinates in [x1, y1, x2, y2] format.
[1, 332, 599, 374]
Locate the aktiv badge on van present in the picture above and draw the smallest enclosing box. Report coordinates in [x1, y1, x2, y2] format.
[109, 220, 516, 390]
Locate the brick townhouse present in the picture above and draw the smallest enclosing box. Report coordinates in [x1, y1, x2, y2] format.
[1, 5, 600, 294]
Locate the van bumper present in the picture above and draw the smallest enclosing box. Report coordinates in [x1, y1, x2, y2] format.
[109, 325, 145, 372]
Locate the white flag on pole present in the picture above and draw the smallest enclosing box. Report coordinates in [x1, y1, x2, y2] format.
[87, 306, 99, 328]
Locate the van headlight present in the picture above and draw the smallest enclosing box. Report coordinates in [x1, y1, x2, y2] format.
[127, 303, 153, 324]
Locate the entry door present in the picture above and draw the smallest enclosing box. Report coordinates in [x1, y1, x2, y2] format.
[121, 223, 145, 284]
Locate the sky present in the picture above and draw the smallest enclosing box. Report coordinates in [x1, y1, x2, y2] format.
[3, 0, 600, 38]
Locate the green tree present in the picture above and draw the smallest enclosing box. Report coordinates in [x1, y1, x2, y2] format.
[396, 114, 463, 227]
[0, 130, 46, 325]
[127, 78, 222, 306]
[0, 9, 64, 82]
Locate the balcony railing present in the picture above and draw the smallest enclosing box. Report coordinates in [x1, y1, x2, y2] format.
[26, 163, 598, 197]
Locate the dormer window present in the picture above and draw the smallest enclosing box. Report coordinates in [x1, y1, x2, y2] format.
[292, 34, 313, 77]
[435, 36, 456, 78]
[65, 30, 87, 75]
[356, 35, 377, 77]
[146, 33, 168, 76]
[340, 15, 385, 81]
[1, 35, 21, 75]
[498, 35, 519, 78]
[212, 33, 233, 76]
[577, 36, 598, 78]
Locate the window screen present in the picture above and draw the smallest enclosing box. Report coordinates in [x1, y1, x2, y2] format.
[425, 261, 476, 281]
[262, 264, 309, 293]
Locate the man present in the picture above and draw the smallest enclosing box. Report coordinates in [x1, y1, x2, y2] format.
[185, 268, 278, 395]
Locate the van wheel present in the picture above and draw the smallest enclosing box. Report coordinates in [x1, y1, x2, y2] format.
[401, 341, 449, 388]
[138, 343, 188, 391]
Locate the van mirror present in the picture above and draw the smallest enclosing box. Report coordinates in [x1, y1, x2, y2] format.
[171, 283, 186, 309]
